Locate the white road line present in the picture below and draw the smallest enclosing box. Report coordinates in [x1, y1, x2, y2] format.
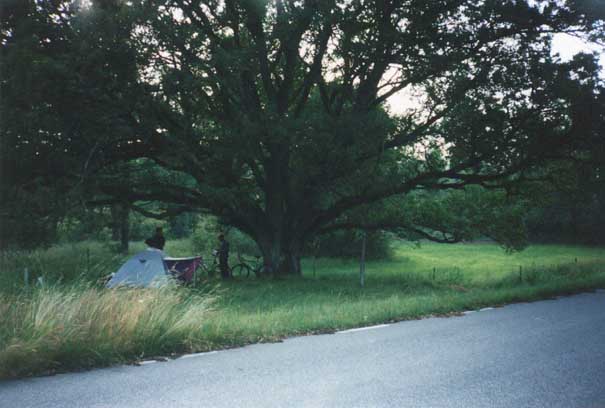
[337, 324, 390, 334]
[138, 360, 157, 365]
[479, 307, 494, 312]
[180, 351, 218, 359]
[463, 310, 476, 315]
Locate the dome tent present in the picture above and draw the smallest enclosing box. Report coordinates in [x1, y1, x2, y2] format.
[106, 249, 172, 288]
[106, 249, 203, 288]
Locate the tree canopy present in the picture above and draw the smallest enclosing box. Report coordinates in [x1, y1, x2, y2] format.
[1, 0, 604, 271]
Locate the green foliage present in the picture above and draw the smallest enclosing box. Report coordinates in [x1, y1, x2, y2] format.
[190, 216, 221, 256]
[521, 157, 605, 245]
[55, 208, 173, 245]
[191, 216, 259, 257]
[0, 210, 58, 250]
[330, 186, 529, 252]
[168, 213, 199, 239]
[2, 1, 604, 275]
[129, 213, 165, 242]
[0, 183, 65, 249]
[226, 228, 260, 257]
[56, 210, 112, 243]
[307, 230, 393, 260]
[0, 1, 146, 249]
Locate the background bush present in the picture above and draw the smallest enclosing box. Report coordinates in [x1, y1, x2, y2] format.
[306, 230, 393, 260]
[191, 216, 259, 257]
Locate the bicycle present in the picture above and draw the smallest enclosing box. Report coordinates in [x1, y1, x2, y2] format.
[230, 253, 269, 278]
[197, 252, 221, 280]
[197, 251, 236, 280]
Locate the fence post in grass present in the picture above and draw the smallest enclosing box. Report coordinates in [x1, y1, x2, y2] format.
[432, 267, 436, 281]
[360, 230, 367, 288]
[312, 238, 320, 279]
[24, 267, 29, 287]
[519, 265, 522, 283]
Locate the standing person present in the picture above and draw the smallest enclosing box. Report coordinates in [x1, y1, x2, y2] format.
[145, 227, 165, 251]
[217, 234, 230, 279]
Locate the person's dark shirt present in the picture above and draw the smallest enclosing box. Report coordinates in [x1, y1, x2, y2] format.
[218, 240, 229, 263]
[145, 233, 165, 250]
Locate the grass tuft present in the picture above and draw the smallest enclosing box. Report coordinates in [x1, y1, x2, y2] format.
[0, 284, 213, 379]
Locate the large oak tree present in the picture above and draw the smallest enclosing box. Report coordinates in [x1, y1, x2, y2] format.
[2, 0, 604, 272]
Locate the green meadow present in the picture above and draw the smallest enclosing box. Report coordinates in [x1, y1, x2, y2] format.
[1, 240, 604, 379]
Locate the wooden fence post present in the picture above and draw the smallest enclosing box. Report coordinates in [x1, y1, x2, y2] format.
[360, 231, 367, 288]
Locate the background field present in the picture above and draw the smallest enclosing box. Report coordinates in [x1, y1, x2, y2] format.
[1, 240, 605, 379]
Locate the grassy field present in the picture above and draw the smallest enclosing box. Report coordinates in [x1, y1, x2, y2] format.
[1, 240, 605, 379]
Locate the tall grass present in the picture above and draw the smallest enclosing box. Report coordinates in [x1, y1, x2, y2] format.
[0, 284, 213, 379]
[0, 240, 197, 293]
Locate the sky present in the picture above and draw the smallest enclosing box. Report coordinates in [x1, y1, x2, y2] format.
[386, 33, 605, 115]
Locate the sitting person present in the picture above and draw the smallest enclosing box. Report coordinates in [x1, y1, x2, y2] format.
[145, 227, 165, 251]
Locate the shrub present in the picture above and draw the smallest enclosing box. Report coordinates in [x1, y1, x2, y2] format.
[191, 216, 259, 257]
[129, 214, 165, 241]
[191, 216, 221, 255]
[167, 213, 199, 239]
[226, 229, 260, 256]
[0, 242, 126, 293]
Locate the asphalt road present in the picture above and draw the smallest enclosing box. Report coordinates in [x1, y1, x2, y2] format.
[2, 291, 605, 408]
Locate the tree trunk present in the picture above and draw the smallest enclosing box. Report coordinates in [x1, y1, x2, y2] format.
[283, 242, 302, 276]
[110, 204, 120, 241]
[118, 204, 130, 253]
[257, 232, 303, 276]
[259, 237, 281, 276]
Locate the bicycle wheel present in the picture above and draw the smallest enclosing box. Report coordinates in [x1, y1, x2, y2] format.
[231, 264, 251, 278]
[200, 261, 217, 278]
[253, 263, 270, 277]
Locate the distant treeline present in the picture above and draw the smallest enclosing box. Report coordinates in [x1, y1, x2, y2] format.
[1, 190, 604, 254]
[526, 194, 605, 245]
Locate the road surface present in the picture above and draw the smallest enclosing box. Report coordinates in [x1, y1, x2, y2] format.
[2, 291, 605, 407]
